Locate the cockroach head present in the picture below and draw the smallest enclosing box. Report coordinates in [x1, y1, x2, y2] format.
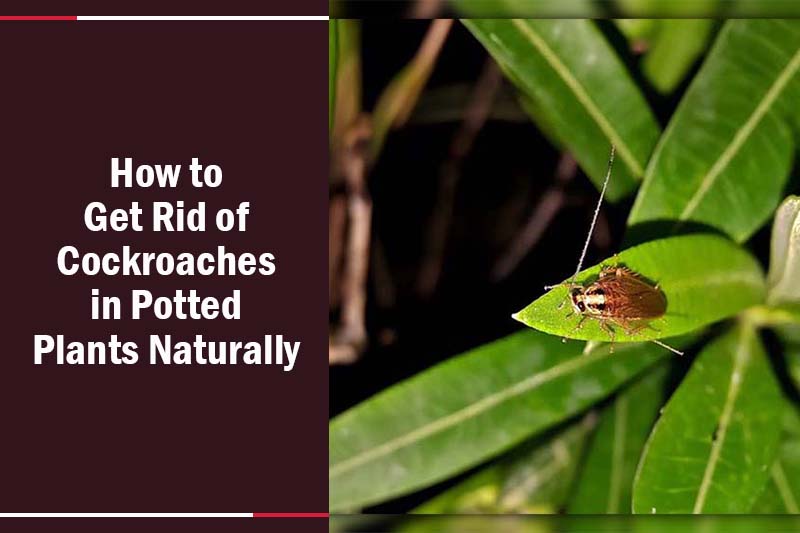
[569, 286, 587, 313]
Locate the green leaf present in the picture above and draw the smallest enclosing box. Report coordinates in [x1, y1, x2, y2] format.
[614, 19, 658, 43]
[410, 82, 528, 125]
[514, 234, 765, 343]
[628, 20, 800, 243]
[370, 20, 451, 160]
[745, 303, 800, 329]
[453, 0, 602, 17]
[753, 407, 800, 513]
[616, 0, 720, 16]
[462, 19, 660, 201]
[768, 196, 800, 304]
[329, 20, 337, 134]
[642, 20, 716, 94]
[329, 330, 680, 511]
[412, 415, 595, 514]
[783, 325, 800, 343]
[494, 418, 591, 513]
[568, 363, 671, 513]
[754, 464, 800, 514]
[331, 20, 361, 147]
[632, 325, 784, 513]
[790, 345, 800, 393]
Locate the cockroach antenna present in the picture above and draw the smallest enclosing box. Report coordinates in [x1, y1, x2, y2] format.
[570, 145, 615, 286]
[544, 145, 615, 295]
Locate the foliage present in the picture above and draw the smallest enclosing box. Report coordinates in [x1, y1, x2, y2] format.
[329, 19, 800, 514]
[628, 20, 800, 243]
[632, 324, 783, 513]
[330, 332, 685, 510]
[463, 19, 660, 201]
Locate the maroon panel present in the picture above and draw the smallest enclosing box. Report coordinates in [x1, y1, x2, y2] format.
[0, 20, 327, 530]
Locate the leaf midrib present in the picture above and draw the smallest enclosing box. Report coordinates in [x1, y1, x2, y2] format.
[509, 19, 644, 177]
[663, 270, 764, 293]
[692, 326, 751, 513]
[330, 344, 627, 480]
[499, 437, 573, 510]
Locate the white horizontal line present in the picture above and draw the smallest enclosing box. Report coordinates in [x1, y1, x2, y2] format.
[77, 16, 328, 21]
[0, 513, 252, 518]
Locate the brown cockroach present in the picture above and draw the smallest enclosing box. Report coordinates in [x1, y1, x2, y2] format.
[545, 146, 683, 356]
[564, 264, 667, 343]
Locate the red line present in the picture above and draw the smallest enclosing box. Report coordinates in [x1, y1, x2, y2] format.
[0, 16, 76, 21]
[253, 513, 329, 518]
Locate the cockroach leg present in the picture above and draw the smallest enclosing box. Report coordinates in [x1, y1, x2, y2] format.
[618, 320, 658, 337]
[599, 320, 616, 353]
[562, 315, 586, 344]
[568, 315, 586, 334]
[622, 322, 646, 336]
[543, 283, 569, 310]
[644, 322, 660, 333]
[599, 255, 621, 278]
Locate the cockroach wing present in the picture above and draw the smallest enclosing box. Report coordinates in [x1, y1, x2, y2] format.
[602, 275, 667, 319]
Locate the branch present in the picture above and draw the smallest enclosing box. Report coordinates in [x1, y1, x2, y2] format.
[417, 59, 504, 296]
[330, 116, 373, 365]
[491, 153, 578, 281]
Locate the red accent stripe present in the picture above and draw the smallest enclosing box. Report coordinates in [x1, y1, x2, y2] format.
[253, 513, 329, 518]
[0, 16, 76, 20]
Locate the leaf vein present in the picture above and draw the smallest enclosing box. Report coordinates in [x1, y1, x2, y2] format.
[692, 327, 751, 513]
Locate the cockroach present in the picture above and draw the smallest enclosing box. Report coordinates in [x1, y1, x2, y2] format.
[545, 146, 683, 356]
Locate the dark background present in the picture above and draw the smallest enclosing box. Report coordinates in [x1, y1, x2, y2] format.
[0, 22, 327, 516]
